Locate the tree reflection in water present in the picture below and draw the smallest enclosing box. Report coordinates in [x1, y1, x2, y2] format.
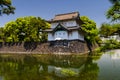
[0, 54, 99, 80]
[79, 56, 99, 80]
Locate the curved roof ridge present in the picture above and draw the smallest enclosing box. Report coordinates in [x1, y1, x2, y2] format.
[55, 11, 79, 16]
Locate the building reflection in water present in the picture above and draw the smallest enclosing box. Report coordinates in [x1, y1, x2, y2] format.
[0, 54, 99, 80]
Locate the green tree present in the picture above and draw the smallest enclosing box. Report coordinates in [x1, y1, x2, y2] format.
[80, 16, 99, 43]
[112, 23, 120, 34]
[4, 21, 19, 42]
[4, 16, 50, 42]
[0, 0, 15, 15]
[99, 23, 120, 37]
[106, 0, 120, 21]
[99, 23, 113, 37]
[0, 27, 4, 42]
[109, 0, 120, 4]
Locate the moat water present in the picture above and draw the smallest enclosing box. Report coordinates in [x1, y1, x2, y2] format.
[0, 50, 120, 80]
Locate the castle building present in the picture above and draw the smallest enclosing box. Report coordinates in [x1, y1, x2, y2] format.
[45, 12, 85, 41]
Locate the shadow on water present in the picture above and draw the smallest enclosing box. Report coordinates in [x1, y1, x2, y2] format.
[0, 54, 100, 80]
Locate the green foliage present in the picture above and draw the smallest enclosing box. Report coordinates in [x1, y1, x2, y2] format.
[4, 16, 50, 42]
[94, 36, 102, 46]
[99, 23, 120, 37]
[0, 27, 4, 42]
[100, 39, 120, 51]
[79, 57, 99, 80]
[0, 0, 15, 15]
[99, 23, 115, 37]
[61, 69, 77, 77]
[109, 0, 120, 4]
[106, 0, 120, 21]
[99, 23, 120, 51]
[80, 16, 99, 43]
[94, 47, 103, 54]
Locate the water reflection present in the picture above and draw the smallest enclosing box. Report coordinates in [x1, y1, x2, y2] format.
[97, 51, 120, 80]
[79, 56, 99, 80]
[0, 54, 99, 80]
[108, 50, 120, 60]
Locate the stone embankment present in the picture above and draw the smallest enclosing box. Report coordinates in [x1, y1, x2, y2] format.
[0, 40, 89, 54]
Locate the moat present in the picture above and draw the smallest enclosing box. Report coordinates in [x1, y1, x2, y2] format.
[0, 50, 120, 80]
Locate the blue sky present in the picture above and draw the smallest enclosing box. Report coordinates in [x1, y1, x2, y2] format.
[0, 0, 111, 27]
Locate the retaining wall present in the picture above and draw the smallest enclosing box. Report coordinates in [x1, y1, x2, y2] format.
[0, 40, 89, 54]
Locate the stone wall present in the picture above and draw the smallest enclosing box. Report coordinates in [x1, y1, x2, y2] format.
[0, 40, 89, 54]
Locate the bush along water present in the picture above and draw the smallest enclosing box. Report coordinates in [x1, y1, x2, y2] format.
[99, 39, 120, 52]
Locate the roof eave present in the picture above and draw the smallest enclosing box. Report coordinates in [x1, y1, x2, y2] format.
[47, 18, 77, 23]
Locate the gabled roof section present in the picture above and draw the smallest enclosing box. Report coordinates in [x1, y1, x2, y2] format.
[53, 23, 69, 32]
[44, 25, 82, 32]
[48, 12, 80, 23]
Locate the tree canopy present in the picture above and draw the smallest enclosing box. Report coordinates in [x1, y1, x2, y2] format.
[99, 23, 120, 37]
[0, 27, 4, 42]
[0, 0, 15, 15]
[80, 16, 99, 43]
[109, 0, 120, 4]
[106, 0, 120, 21]
[3, 16, 50, 42]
